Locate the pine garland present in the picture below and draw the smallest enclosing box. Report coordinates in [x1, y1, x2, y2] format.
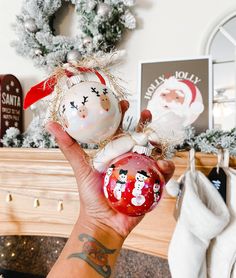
[1, 123, 57, 149]
[177, 127, 236, 156]
[2, 124, 236, 157]
[11, 0, 136, 71]
[1, 128, 23, 148]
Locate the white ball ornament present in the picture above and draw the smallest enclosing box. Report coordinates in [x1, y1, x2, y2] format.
[24, 18, 38, 33]
[35, 49, 42, 56]
[83, 36, 93, 45]
[87, 0, 96, 10]
[166, 179, 180, 197]
[66, 50, 82, 63]
[96, 3, 111, 17]
[58, 80, 122, 144]
[123, 0, 135, 6]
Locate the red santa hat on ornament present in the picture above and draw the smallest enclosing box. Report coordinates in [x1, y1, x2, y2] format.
[160, 77, 204, 114]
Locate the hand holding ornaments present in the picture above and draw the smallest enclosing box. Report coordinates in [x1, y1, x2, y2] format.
[24, 62, 185, 217]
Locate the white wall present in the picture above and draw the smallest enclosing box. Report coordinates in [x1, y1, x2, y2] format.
[1, 0, 236, 130]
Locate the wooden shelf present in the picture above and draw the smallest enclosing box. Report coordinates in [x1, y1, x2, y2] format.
[0, 148, 235, 258]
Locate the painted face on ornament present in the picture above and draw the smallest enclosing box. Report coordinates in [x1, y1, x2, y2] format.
[118, 169, 128, 183]
[153, 182, 160, 193]
[59, 81, 122, 144]
[70, 97, 89, 119]
[91, 87, 111, 112]
[135, 170, 149, 183]
[78, 96, 89, 118]
[106, 164, 115, 176]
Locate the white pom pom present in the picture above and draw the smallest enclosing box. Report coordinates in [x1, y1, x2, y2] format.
[166, 179, 180, 197]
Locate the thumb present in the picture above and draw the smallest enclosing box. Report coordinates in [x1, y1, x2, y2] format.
[46, 122, 92, 179]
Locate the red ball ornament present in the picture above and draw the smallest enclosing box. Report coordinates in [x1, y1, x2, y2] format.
[103, 146, 165, 216]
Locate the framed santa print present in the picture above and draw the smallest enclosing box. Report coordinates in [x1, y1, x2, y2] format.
[139, 57, 212, 132]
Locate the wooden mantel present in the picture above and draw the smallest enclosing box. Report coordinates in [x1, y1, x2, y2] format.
[0, 148, 235, 259]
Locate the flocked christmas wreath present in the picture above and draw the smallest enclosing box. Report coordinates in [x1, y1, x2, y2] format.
[12, 0, 136, 71]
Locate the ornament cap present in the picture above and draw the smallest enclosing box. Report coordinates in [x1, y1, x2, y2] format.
[66, 75, 83, 88]
[132, 145, 152, 156]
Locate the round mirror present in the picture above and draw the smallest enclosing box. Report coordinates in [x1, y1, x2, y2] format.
[205, 12, 236, 130]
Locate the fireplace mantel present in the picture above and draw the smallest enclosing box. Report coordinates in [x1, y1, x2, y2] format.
[0, 148, 235, 258]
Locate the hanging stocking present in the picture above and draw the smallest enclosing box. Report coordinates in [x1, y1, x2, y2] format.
[231, 263, 236, 278]
[208, 149, 227, 203]
[207, 167, 236, 278]
[168, 151, 230, 278]
[208, 167, 227, 203]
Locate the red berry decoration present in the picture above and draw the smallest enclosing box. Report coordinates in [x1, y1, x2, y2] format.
[103, 147, 165, 216]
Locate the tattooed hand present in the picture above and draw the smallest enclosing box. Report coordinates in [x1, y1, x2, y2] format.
[46, 101, 175, 239]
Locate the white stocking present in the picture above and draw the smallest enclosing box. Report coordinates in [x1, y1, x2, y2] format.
[207, 167, 236, 278]
[168, 170, 230, 278]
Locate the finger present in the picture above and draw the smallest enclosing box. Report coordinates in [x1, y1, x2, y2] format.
[46, 122, 91, 178]
[120, 99, 129, 115]
[119, 99, 129, 126]
[136, 109, 152, 132]
[156, 160, 175, 183]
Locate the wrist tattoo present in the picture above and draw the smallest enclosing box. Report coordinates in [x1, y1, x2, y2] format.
[68, 233, 116, 278]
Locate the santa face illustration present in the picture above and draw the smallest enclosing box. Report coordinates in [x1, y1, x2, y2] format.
[103, 164, 115, 198]
[147, 77, 204, 126]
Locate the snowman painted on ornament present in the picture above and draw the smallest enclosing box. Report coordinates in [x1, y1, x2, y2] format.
[147, 76, 204, 127]
[103, 164, 115, 198]
[113, 169, 128, 200]
[131, 170, 149, 206]
[153, 181, 161, 203]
